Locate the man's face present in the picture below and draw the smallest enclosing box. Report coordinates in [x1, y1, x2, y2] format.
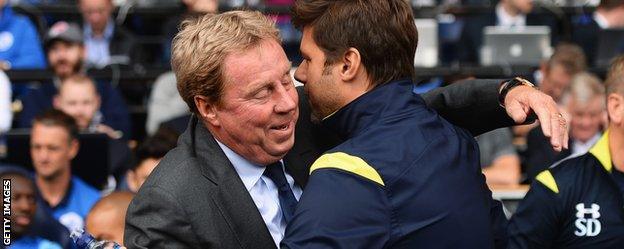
[569, 95, 605, 143]
[86, 209, 124, 245]
[127, 157, 160, 193]
[30, 124, 78, 180]
[294, 27, 342, 120]
[509, 0, 533, 14]
[79, 0, 113, 33]
[541, 64, 572, 103]
[3, 175, 36, 237]
[54, 82, 100, 130]
[48, 41, 84, 79]
[207, 38, 298, 165]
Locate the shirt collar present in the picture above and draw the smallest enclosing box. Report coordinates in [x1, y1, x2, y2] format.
[84, 19, 115, 40]
[496, 3, 526, 27]
[572, 132, 602, 155]
[594, 12, 609, 29]
[590, 130, 612, 172]
[215, 139, 270, 191]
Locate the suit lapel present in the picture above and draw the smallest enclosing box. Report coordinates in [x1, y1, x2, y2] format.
[187, 116, 277, 249]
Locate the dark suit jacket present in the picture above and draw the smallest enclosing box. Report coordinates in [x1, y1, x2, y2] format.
[524, 126, 571, 181]
[458, 10, 560, 64]
[125, 79, 516, 248]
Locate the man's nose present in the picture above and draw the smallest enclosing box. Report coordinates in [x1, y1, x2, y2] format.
[294, 63, 307, 84]
[274, 86, 297, 114]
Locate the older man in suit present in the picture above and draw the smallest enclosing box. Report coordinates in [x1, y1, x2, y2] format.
[124, 10, 568, 249]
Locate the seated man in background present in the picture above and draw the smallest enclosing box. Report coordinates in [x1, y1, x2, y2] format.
[508, 55, 624, 249]
[125, 130, 177, 193]
[572, 0, 624, 65]
[85, 191, 134, 246]
[30, 110, 101, 232]
[18, 21, 131, 138]
[78, 0, 141, 67]
[1, 169, 62, 249]
[476, 128, 521, 186]
[458, 0, 559, 64]
[53, 74, 132, 185]
[53, 74, 122, 140]
[0, 0, 46, 69]
[525, 72, 606, 180]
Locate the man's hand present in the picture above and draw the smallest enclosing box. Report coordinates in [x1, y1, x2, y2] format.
[504, 85, 569, 152]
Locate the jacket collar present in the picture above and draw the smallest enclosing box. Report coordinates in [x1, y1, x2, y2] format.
[321, 79, 418, 139]
[590, 130, 613, 173]
[178, 115, 277, 249]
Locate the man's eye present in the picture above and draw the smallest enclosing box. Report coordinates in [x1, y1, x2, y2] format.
[255, 88, 271, 99]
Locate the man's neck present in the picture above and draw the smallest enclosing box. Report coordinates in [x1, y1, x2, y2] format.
[501, 3, 521, 17]
[36, 169, 71, 207]
[610, 126, 624, 172]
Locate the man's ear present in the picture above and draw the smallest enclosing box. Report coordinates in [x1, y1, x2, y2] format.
[339, 47, 362, 82]
[607, 93, 624, 125]
[194, 95, 220, 127]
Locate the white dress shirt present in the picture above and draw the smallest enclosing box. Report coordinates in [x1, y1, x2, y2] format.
[496, 4, 527, 27]
[216, 140, 303, 247]
[593, 12, 610, 29]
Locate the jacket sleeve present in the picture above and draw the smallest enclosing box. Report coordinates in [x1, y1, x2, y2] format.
[281, 169, 391, 249]
[124, 185, 198, 249]
[421, 79, 519, 136]
[508, 175, 561, 249]
[12, 17, 46, 69]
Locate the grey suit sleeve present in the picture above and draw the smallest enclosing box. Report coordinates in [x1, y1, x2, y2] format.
[125, 185, 198, 249]
[421, 79, 521, 136]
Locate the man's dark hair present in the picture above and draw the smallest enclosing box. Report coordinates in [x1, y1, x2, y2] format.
[32, 109, 79, 142]
[599, 0, 624, 10]
[292, 0, 418, 88]
[131, 129, 178, 171]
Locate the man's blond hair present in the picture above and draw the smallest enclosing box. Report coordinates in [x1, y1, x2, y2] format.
[171, 11, 280, 113]
[606, 55, 624, 95]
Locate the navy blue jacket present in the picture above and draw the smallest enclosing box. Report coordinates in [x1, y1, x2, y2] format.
[18, 79, 131, 138]
[509, 131, 624, 249]
[282, 79, 501, 249]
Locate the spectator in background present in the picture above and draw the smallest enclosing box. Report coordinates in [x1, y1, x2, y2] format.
[53, 74, 122, 139]
[572, 0, 624, 65]
[525, 72, 606, 180]
[18, 21, 131, 138]
[79, 0, 141, 68]
[458, 0, 559, 64]
[145, 71, 188, 135]
[535, 43, 587, 104]
[30, 110, 100, 232]
[0, 0, 46, 69]
[0, 169, 62, 249]
[53, 74, 132, 185]
[85, 191, 134, 246]
[476, 128, 521, 186]
[0, 70, 11, 133]
[162, 0, 218, 64]
[125, 130, 177, 193]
